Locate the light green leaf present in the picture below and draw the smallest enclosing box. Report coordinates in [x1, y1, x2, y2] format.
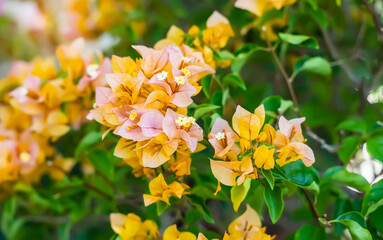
[329, 212, 372, 240]
[362, 179, 383, 214]
[323, 166, 370, 192]
[279, 33, 319, 49]
[337, 136, 362, 165]
[231, 178, 252, 212]
[366, 135, 383, 162]
[194, 104, 220, 120]
[365, 198, 383, 217]
[293, 57, 332, 80]
[223, 73, 247, 91]
[201, 75, 212, 99]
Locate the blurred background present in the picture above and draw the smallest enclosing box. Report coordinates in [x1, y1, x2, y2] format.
[0, 0, 382, 239]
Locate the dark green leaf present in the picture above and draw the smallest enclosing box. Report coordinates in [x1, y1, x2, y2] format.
[337, 136, 362, 165]
[323, 166, 370, 192]
[88, 149, 114, 180]
[264, 185, 284, 223]
[366, 135, 383, 162]
[295, 224, 326, 240]
[222, 74, 247, 91]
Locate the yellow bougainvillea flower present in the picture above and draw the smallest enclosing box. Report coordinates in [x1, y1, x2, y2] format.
[208, 118, 240, 161]
[163, 224, 196, 240]
[228, 204, 274, 240]
[110, 213, 160, 240]
[210, 156, 255, 186]
[253, 145, 275, 170]
[56, 38, 86, 79]
[235, 0, 296, 17]
[203, 11, 234, 49]
[232, 105, 265, 151]
[273, 116, 315, 167]
[143, 173, 189, 206]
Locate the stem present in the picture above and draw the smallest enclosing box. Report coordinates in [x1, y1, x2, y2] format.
[300, 188, 330, 226]
[360, 0, 383, 40]
[262, 27, 339, 153]
[212, 74, 236, 108]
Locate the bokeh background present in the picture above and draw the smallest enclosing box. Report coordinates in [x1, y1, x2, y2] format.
[0, 0, 382, 239]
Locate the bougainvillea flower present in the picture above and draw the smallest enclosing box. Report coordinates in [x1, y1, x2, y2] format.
[143, 173, 189, 206]
[148, 68, 197, 107]
[31, 109, 71, 140]
[203, 11, 234, 49]
[167, 153, 192, 178]
[253, 145, 275, 170]
[132, 45, 168, 77]
[162, 109, 203, 152]
[56, 38, 86, 78]
[114, 109, 164, 141]
[273, 116, 315, 167]
[77, 57, 112, 91]
[110, 213, 160, 240]
[163, 224, 196, 240]
[210, 156, 255, 186]
[136, 133, 178, 168]
[208, 118, 240, 160]
[227, 204, 274, 240]
[232, 105, 265, 151]
[235, 0, 296, 17]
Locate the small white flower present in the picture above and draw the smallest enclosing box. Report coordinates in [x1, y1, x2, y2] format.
[215, 132, 225, 140]
[174, 76, 186, 85]
[86, 64, 100, 79]
[156, 71, 168, 81]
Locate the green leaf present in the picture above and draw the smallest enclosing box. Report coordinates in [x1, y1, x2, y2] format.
[185, 209, 203, 225]
[222, 74, 246, 91]
[264, 185, 284, 223]
[75, 132, 103, 161]
[293, 57, 332, 80]
[323, 166, 370, 192]
[295, 224, 326, 240]
[186, 195, 214, 223]
[232, 44, 266, 75]
[279, 33, 319, 49]
[337, 136, 362, 165]
[365, 198, 383, 217]
[261, 96, 293, 122]
[276, 161, 319, 187]
[201, 75, 212, 99]
[88, 149, 114, 180]
[156, 201, 169, 216]
[362, 179, 383, 214]
[193, 104, 220, 120]
[336, 118, 367, 134]
[261, 169, 275, 190]
[366, 135, 383, 162]
[231, 178, 252, 212]
[329, 212, 372, 240]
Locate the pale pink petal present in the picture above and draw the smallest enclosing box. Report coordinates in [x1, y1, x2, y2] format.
[206, 11, 230, 28]
[137, 110, 164, 137]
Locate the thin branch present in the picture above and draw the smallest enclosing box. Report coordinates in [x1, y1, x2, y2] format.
[212, 74, 236, 108]
[360, 0, 383, 40]
[300, 189, 331, 226]
[262, 27, 339, 153]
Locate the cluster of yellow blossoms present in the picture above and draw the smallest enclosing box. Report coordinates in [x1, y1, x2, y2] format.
[62, 0, 144, 40]
[209, 105, 315, 189]
[155, 11, 234, 69]
[110, 205, 274, 240]
[90, 37, 216, 206]
[0, 38, 111, 197]
[234, 0, 297, 41]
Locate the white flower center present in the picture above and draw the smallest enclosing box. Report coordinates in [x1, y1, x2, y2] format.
[175, 115, 195, 127]
[19, 87, 28, 96]
[20, 151, 31, 163]
[215, 132, 225, 140]
[156, 71, 168, 81]
[182, 57, 191, 63]
[174, 76, 186, 85]
[86, 64, 99, 79]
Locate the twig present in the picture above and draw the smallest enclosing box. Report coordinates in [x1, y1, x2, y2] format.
[212, 74, 237, 108]
[262, 27, 339, 153]
[300, 188, 330, 226]
[360, 0, 383, 40]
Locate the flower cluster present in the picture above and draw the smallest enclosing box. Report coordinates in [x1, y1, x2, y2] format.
[91, 43, 215, 205]
[209, 104, 315, 189]
[234, 0, 296, 41]
[62, 0, 144, 40]
[110, 205, 274, 240]
[0, 38, 110, 194]
[155, 11, 234, 69]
